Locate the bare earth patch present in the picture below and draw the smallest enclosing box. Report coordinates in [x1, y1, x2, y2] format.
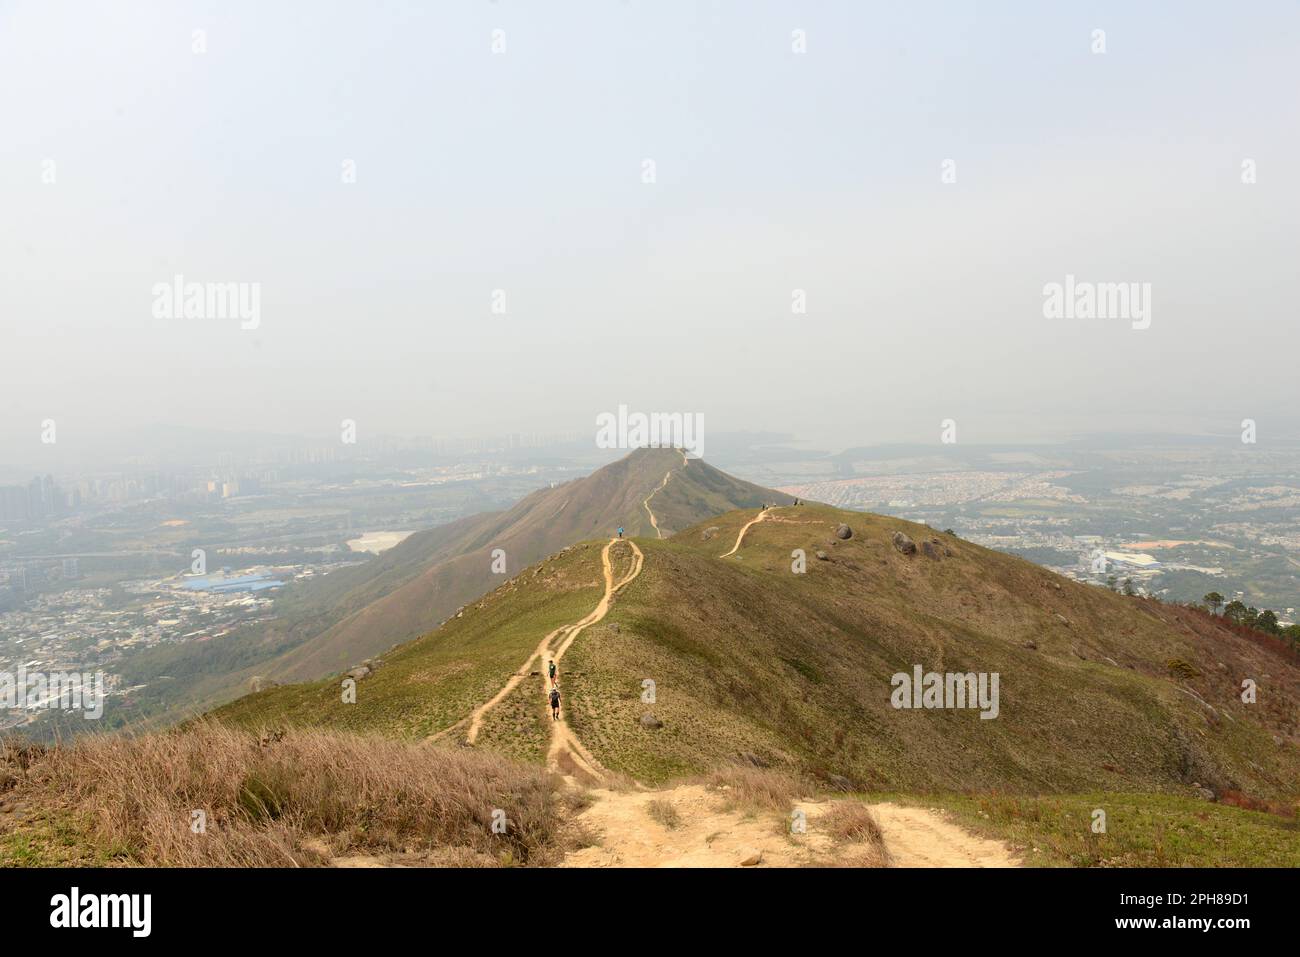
[871, 802, 1019, 867]
[558, 783, 1008, 868]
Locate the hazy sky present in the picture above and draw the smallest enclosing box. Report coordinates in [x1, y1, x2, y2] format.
[3, 1, 1298, 465]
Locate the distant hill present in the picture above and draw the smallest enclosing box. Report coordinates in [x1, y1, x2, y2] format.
[215, 504, 1300, 801]
[234, 448, 794, 686]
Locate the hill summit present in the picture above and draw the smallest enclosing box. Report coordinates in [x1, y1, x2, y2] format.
[243, 448, 794, 683]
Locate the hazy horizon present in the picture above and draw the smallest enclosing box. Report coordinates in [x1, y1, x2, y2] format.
[4, 1, 1298, 465]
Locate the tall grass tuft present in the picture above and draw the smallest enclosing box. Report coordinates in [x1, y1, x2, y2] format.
[7, 722, 570, 867]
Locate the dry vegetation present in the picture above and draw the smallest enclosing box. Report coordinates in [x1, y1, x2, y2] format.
[0, 724, 576, 867]
[645, 798, 682, 829]
[704, 765, 813, 814]
[821, 802, 893, 866]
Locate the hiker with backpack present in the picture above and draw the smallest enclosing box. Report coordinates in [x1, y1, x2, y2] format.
[549, 687, 561, 721]
[548, 659, 557, 687]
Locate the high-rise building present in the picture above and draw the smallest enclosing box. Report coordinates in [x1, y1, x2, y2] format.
[0, 485, 28, 522]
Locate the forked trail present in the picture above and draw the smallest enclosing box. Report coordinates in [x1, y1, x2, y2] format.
[462, 537, 643, 786]
[438, 505, 1020, 868]
[546, 538, 643, 782]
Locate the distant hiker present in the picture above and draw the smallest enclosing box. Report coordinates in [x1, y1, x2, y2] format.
[548, 659, 557, 687]
[550, 688, 561, 721]
[617, 526, 624, 539]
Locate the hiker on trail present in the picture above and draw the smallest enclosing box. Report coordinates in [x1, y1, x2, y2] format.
[548, 659, 557, 687]
[617, 526, 624, 539]
[550, 687, 561, 721]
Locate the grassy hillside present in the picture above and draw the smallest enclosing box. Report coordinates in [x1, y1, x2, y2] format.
[883, 791, 1300, 867]
[211, 542, 606, 742]
[106, 449, 793, 725]
[217, 503, 1300, 808]
[258, 448, 791, 683]
[563, 505, 1299, 797]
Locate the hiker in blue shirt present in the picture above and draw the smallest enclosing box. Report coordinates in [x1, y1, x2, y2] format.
[617, 526, 624, 539]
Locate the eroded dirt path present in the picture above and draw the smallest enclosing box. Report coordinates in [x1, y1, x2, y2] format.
[870, 802, 1018, 867]
[433, 506, 1020, 870]
[463, 539, 639, 746]
[464, 627, 563, 745]
[720, 506, 775, 558]
[642, 449, 688, 539]
[562, 784, 831, 868]
[456, 537, 642, 763]
[559, 787, 1018, 868]
[545, 539, 643, 782]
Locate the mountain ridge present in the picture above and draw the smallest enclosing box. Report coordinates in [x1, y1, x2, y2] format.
[254, 448, 794, 683]
[214, 502, 1300, 802]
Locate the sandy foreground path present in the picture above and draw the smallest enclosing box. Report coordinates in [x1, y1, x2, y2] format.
[869, 803, 1018, 867]
[561, 788, 1019, 868]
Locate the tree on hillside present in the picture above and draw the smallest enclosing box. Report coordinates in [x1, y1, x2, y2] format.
[1224, 600, 1248, 624]
[1203, 592, 1224, 614]
[1123, 578, 1136, 596]
[1256, 609, 1280, 634]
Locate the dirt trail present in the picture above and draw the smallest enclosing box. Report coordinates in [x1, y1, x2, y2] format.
[642, 449, 688, 539]
[562, 784, 829, 868]
[464, 627, 563, 745]
[720, 507, 774, 558]
[460, 537, 642, 763]
[871, 802, 1018, 867]
[560, 786, 1017, 868]
[434, 500, 1020, 869]
[546, 539, 643, 782]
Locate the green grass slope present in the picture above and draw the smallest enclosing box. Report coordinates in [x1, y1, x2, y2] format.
[885, 792, 1299, 867]
[215, 503, 1299, 806]
[563, 505, 1299, 797]
[210, 542, 606, 740]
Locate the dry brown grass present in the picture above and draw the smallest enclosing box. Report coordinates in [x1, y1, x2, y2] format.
[595, 768, 642, 793]
[821, 801, 892, 865]
[703, 765, 813, 814]
[5, 723, 573, 867]
[646, 798, 681, 829]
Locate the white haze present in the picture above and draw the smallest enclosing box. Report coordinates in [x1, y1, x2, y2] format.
[2, 1, 1298, 465]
